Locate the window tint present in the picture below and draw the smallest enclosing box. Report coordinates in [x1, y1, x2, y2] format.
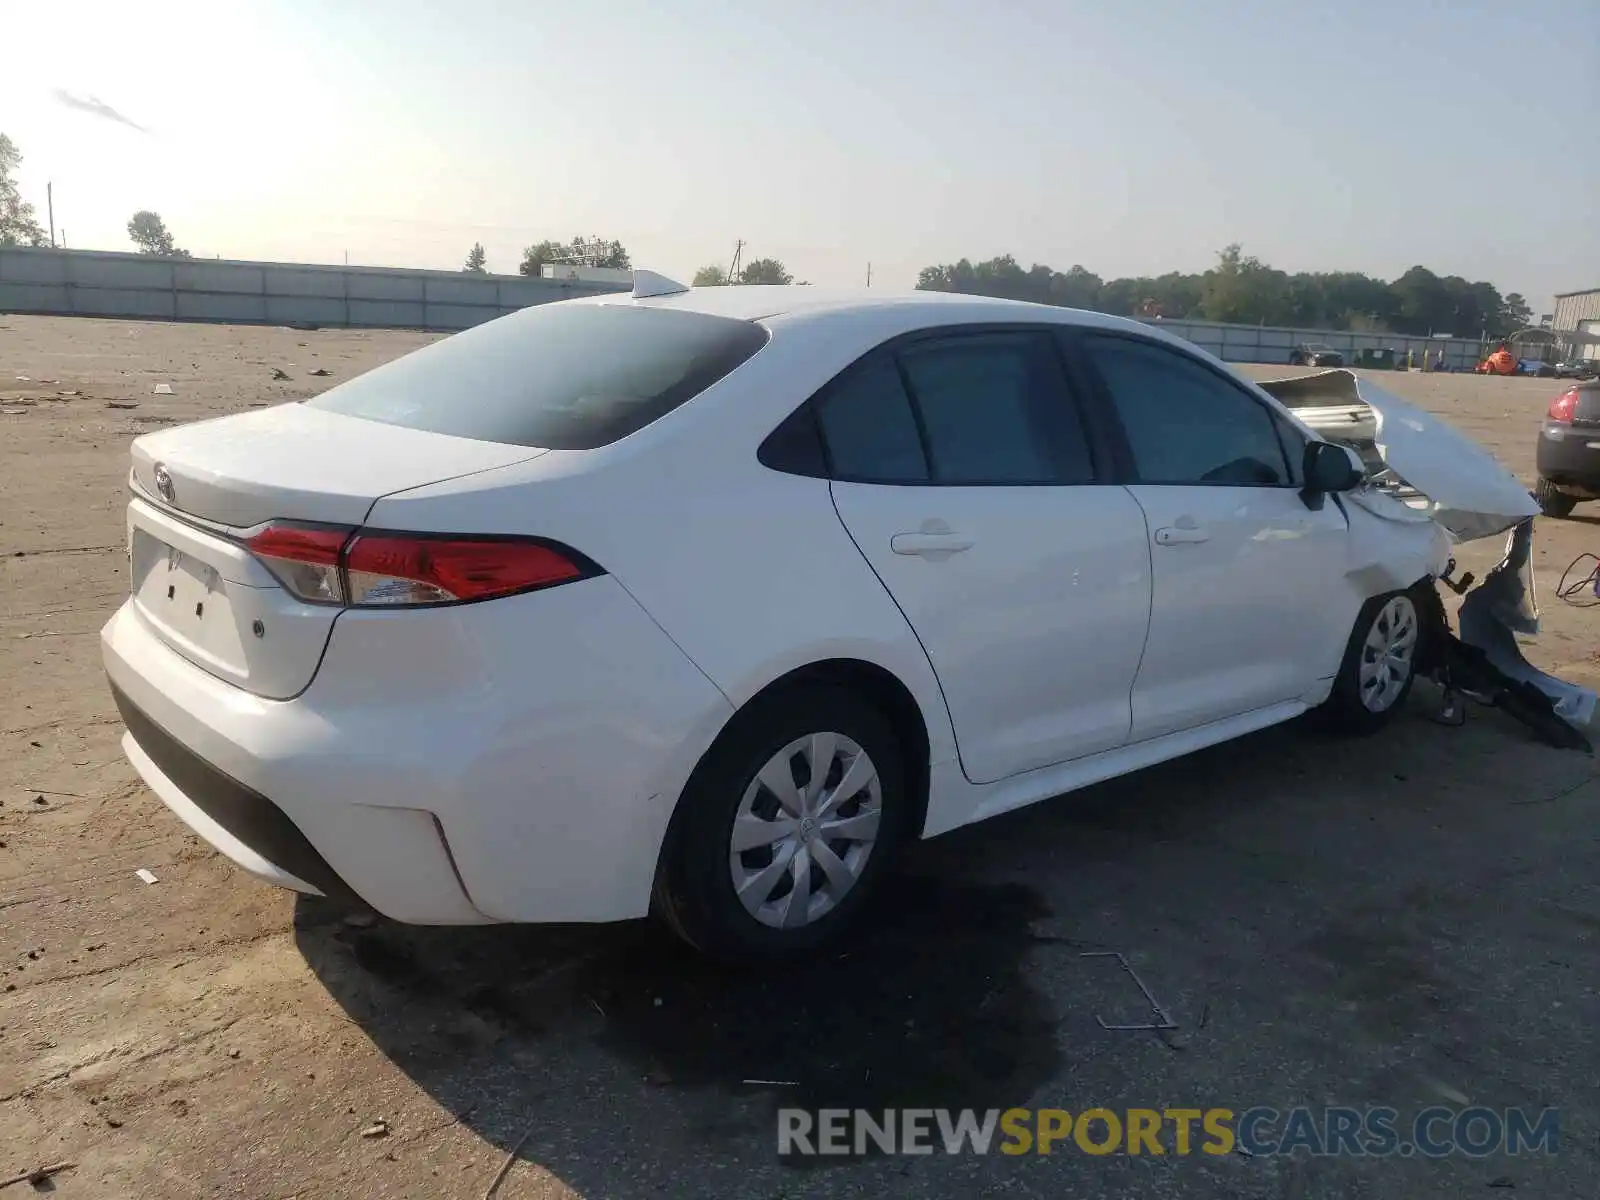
[897, 333, 1094, 484]
[815, 356, 930, 482]
[1085, 337, 1290, 486]
[306, 303, 769, 450]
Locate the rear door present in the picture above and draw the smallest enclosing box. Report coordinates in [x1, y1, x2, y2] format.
[823, 328, 1152, 785]
[1074, 332, 1355, 742]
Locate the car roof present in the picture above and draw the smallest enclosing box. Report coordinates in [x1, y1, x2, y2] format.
[574, 282, 1164, 339]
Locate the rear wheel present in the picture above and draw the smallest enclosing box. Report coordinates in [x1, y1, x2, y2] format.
[1317, 590, 1423, 734]
[1534, 477, 1578, 518]
[654, 685, 906, 961]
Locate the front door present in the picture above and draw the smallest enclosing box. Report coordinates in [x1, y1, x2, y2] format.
[819, 329, 1153, 785]
[1076, 333, 1355, 742]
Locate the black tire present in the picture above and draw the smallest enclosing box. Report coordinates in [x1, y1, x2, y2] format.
[1534, 477, 1578, 518]
[1316, 589, 1425, 735]
[653, 683, 908, 962]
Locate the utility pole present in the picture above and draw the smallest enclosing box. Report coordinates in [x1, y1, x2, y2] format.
[727, 239, 744, 285]
[47, 182, 56, 247]
[866, 262, 872, 288]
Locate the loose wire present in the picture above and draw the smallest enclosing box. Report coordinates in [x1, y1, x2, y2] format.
[1555, 552, 1600, 608]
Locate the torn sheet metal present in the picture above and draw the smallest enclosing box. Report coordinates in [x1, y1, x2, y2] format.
[1457, 519, 1597, 727]
[1258, 370, 1540, 543]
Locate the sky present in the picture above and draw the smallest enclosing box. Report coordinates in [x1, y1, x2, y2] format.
[3, 0, 1596, 306]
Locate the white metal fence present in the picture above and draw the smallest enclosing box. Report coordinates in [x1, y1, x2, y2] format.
[0, 248, 627, 332]
[1138, 317, 1486, 370]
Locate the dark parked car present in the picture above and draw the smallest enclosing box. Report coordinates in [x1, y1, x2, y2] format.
[1534, 381, 1600, 517]
[1554, 358, 1599, 380]
[1289, 343, 1345, 367]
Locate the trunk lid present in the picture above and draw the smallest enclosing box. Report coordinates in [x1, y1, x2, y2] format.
[1259, 369, 1540, 543]
[124, 403, 547, 699]
[130, 402, 545, 528]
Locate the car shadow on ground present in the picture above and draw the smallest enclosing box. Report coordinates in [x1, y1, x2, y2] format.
[292, 692, 1588, 1196]
[294, 860, 1063, 1181]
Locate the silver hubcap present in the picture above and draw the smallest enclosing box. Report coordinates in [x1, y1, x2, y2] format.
[730, 732, 883, 930]
[1358, 595, 1418, 713]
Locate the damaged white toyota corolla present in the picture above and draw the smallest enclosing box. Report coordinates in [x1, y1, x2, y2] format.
[101, 277, 1570, 960]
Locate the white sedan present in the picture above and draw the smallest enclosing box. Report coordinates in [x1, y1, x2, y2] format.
[101, 272, 1536, 959]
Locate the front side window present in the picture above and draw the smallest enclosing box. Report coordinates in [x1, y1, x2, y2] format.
[1084, 336, 1291, 486]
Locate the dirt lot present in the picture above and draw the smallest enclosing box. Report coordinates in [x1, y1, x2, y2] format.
[2, 315, 1597, 1199]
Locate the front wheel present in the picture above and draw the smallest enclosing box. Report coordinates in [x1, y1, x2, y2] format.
[653, 684, 907, 961]
[1317, 590, 1423, 734]
[1534, 477, 1577, 518]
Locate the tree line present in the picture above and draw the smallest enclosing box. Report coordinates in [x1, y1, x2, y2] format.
[916, 245, 1533, 338]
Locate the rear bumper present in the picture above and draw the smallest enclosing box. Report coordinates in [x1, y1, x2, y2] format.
[112, 687, 355, 902]
[1536, 425, 1600, 493]
[102, 575, 734, 924]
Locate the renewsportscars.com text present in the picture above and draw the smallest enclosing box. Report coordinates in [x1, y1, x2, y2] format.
[778, 1106, 1560, 1158]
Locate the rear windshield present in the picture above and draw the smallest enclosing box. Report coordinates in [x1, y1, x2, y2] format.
[306, 303, 769, 450]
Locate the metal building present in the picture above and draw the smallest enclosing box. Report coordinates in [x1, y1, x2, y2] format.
[1551, 287, 1600, 361]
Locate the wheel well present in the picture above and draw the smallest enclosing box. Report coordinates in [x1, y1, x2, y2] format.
[680, 659, 932, 839]
[755, 659, 933, 840]
[648, 658, 935, 912]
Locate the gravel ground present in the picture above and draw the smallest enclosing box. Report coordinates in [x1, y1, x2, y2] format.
[2, 315, 1596, 1198]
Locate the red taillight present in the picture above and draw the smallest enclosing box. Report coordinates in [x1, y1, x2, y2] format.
[242, 523, 594, 608]
[1548, 389, 1578, 423]
[245, 524, 351, 604]
[344, 534, 587, 607]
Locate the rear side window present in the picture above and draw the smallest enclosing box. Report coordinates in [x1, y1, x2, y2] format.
[898, 332, 1093, 484]
[816, 356, 930, 482]
[306, 303, 769, 450]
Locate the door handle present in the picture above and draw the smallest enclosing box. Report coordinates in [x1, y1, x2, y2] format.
[891, 531, 974, 560]
[1153, 525, 1209, 546]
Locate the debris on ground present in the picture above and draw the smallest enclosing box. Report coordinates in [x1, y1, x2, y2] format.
[308, 368, 332, 377]
[1080, 950, 1180, 1032]
[1419, 525, 1596, 752]
[271, 367, 292, 381]
[58, 389, 79, 397]
[106, 400, 140, 410]
[0, 409, 28, 416]
[152, 383, 173, 395]
[483, 1119, 538, 1199]
[360, 1119, 390, 1138]
[0, 1160, 75, 1189]
[135, 868, 159, 884]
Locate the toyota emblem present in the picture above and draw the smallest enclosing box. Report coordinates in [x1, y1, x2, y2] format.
[153, 463, 175, 503]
